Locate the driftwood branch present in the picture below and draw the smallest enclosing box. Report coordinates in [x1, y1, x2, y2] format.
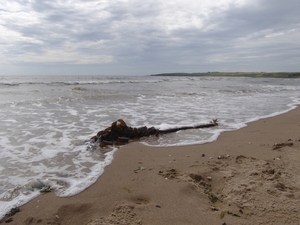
[91, 119, 218, 147]
[159, 120, 218, 134]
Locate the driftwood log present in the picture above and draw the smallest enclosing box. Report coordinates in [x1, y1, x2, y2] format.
[91, 119, 218, 147]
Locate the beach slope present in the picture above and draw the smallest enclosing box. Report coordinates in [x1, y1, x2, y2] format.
[3, 106, 300, 225]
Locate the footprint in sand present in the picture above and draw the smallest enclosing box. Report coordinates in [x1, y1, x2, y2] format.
[85, 202, 142, 225]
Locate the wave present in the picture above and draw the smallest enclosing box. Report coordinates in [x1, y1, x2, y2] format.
[0, 76, 299, 220]
[0, 78, 164, 87]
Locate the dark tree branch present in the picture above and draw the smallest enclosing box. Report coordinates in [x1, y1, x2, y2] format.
[91, 119, 218, 147]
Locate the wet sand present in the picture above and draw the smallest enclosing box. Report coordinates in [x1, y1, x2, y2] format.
[2, 106, 300, 225]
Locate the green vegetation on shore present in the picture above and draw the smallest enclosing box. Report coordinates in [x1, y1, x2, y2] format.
[150, 72, 300, 78]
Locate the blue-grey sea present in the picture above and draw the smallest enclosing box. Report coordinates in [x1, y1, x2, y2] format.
[0, 75, 299, 218]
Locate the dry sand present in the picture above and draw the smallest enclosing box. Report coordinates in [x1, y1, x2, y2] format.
[2, 106, 300, 225]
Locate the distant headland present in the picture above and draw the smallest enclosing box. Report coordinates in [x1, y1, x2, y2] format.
[150, 72, 300, 78]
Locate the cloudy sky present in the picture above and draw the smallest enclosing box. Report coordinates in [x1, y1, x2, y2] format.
[0, 0, 299, 76]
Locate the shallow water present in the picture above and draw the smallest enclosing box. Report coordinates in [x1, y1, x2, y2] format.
[0, 75, 299, 218]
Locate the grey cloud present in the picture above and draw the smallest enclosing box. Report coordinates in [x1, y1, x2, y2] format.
[31, 0, 58, 13]
[160, 1, 300, 65]
[0, 0, 299, 75]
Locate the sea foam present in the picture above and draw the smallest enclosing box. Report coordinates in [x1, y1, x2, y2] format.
[0, 75, 299, 219]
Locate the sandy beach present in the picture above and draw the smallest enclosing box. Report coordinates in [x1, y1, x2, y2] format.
[2, 106, 300, 225]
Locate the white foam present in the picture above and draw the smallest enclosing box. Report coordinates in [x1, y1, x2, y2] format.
[54, 147, 118, 197]
[0, 75, 300, 219]
[67, 108, 78, 116]
[0, 192, 39, 219]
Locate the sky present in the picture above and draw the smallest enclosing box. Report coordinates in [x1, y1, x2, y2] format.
[0, 0, 299, 76]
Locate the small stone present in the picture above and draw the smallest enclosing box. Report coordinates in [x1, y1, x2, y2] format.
[207, 176, 212, 180]
[155, 205, 161, 208]
[218, 156, 223, 159]
[211, 206, 219, 211]
[202, 154, 205, 157]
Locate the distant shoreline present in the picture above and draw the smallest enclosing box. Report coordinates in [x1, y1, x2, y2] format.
[150, 72, 300, 78]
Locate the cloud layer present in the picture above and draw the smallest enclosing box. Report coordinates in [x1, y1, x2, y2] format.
[1, 0, 299, 75]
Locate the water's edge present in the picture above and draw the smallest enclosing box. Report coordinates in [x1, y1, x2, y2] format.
[1, 102, 299, 220]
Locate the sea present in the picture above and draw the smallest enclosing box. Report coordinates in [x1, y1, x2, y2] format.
[0, 75, 299, 218]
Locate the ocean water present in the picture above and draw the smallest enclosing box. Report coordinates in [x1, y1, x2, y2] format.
[0, 75, 299, 218]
